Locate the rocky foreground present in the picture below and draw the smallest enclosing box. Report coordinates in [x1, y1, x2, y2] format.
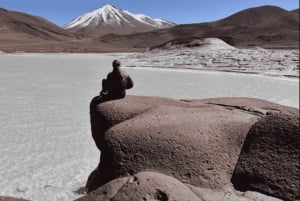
[76, 95, 298, 201]
[1, 95, 298, 201]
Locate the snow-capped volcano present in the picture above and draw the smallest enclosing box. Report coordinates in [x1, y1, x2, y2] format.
[64, 4, 176, 37]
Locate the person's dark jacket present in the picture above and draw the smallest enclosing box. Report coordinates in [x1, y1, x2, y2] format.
[101, 70, 133, 99]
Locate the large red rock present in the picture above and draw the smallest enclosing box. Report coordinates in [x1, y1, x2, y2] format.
[87, 95, 297, 194]
[76, 171, 284, 201]
[232, 110, 299, 201]
[76, 171, 202, 201]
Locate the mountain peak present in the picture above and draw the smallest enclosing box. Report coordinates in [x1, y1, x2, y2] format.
[64, 4, 176, 37]
[99, 4, 119, 14]
[101, 4, 117, 9]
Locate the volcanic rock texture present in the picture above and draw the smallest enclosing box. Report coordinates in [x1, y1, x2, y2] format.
[76, 95, 299, 201]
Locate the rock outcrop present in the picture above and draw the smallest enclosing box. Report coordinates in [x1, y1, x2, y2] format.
[76, 171, 202, 201]
[232, 110, 299, 201]
[79, 95, 299, 201]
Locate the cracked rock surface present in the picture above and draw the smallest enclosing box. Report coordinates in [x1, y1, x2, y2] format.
[78, 95, 299, 201]
[124, 38, 299, 78]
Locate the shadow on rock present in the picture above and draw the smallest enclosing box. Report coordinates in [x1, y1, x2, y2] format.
[232, 110, 299, 201]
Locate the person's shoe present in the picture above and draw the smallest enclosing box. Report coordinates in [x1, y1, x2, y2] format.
[100, 90, 108, 96]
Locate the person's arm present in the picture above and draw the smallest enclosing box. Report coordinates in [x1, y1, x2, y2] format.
[100, 73, 111, 95]
[125, 76, 134, 89]
[102, 78, 107, 90]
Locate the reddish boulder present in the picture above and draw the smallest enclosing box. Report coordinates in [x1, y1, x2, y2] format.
[232, 110, 299, 201]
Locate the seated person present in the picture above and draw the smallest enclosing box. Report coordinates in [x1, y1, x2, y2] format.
[100, 59, 134, 100]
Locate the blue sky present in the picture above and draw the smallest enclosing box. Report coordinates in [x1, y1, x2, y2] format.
[0, 0, 299, 26]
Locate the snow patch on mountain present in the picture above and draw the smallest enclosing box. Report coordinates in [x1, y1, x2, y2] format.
[64, 4, 175, 30]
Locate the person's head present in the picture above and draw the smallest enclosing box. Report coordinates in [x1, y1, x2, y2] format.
[112, 60, 121, 68]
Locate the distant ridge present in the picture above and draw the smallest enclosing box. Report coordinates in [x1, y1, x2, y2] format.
[290, 8, 299, 18]
[0, 5, 298, 52]
[64, 4, 176, 37]
[0, 7, 73, 44]
[215, 5, 299, 28]
[98, 5, 299, 49]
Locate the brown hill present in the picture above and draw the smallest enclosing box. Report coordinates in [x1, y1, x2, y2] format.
[0, 7, 145, 52]
[0, 7, 75, 49]
[215, 6, 298, 28]
[290, 8, 299, 19]
[0, 8, 73, 40]
[0, 5, 298, 52]
[98, 5, 299, 49]
[290, 8, 299, 13]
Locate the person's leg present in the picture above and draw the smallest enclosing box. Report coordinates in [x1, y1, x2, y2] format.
[100, 79, 108, 96]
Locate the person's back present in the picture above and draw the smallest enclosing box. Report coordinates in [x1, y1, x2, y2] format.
[90, 59, 134, 153]
[101, 60, 133, 99]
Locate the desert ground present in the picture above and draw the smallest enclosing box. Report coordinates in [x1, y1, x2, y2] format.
[0, 52, 298, 201]
[124, 38, 299, 78]
[0, 5, 299, 201]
